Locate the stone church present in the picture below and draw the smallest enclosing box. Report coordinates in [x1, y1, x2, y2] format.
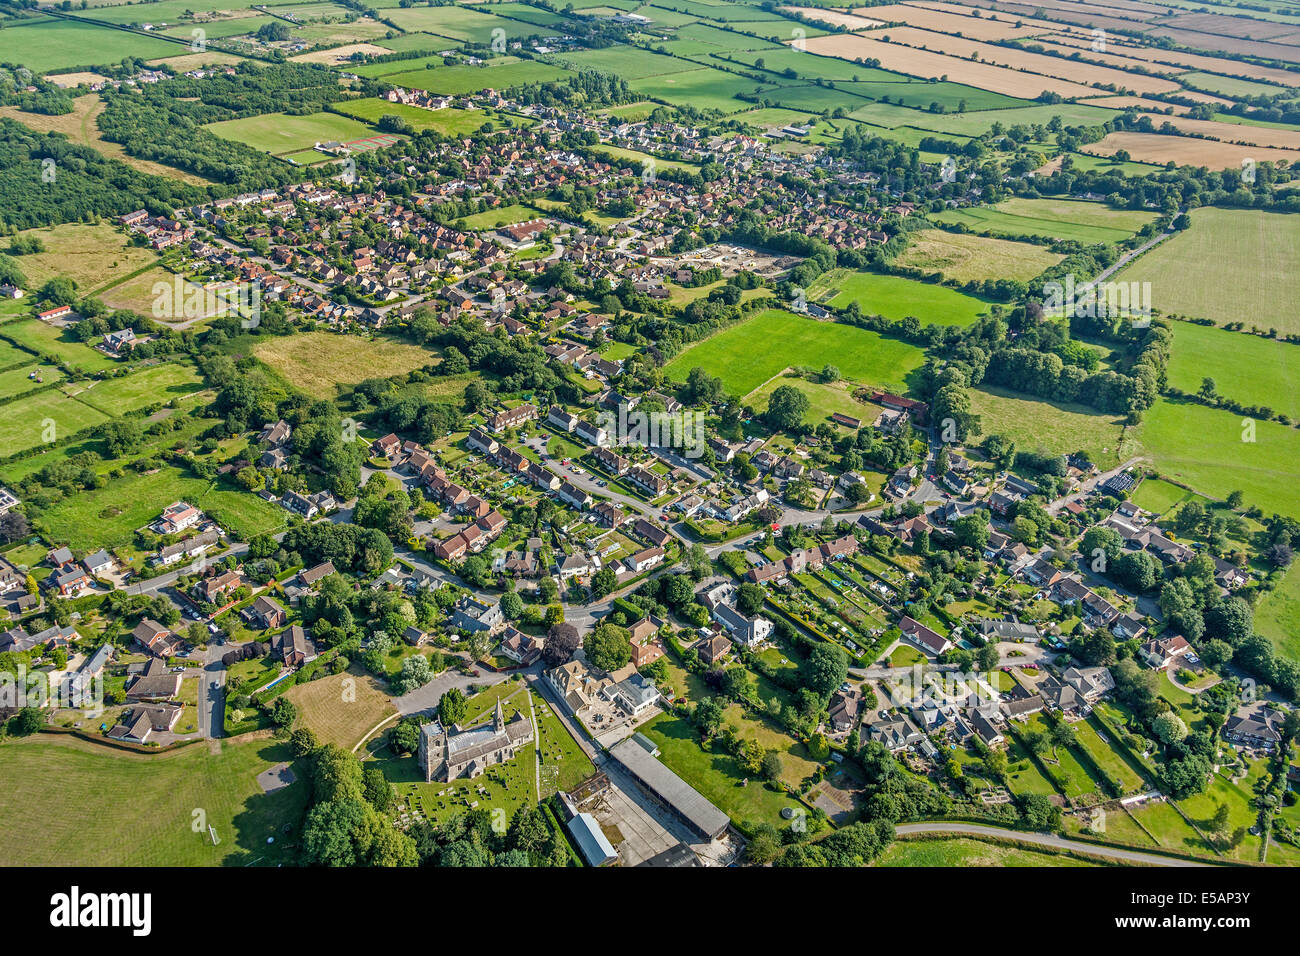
[418, 699, 535, 783]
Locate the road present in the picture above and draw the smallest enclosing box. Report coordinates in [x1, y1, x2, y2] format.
[894, 822, 1209, 866]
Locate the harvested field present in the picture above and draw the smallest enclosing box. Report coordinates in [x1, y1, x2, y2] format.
[44, 70, 105, 87]
[1021, 38, 1187, 73]
[1047, 30, 1300, 84]
[291, 42, 392, 64]
[857, 26, 1184, 94]
[781, 6, 883, 30]
[1144, 25, 1300, 62]
[799, 33, 1100, 98]
[896, 229, 1062, 283]
[848, 3, 1057, 40]
[1126, 113, 1300, 150]
[1079, 95, 1194, 114]
[1081, 130, 1300, 168]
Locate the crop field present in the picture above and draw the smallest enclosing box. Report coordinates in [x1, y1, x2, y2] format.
[1082, 130, 1300, 169]
[0, 735, 306, 866]
[895, 230, 1063, 283]
[204, 111, 379, 156]
[553, 45, 694, 79]
[4, 221, 160, 293]
[810, 269, 993, 326]
[663, 307, 927, 396]
[331, 97, 492, 135]
[0, 19, 184, 73]
[848, 100, 1116, 135]
[970, 385, 1132, 468]
[361, 58, 573, 92]
[931, 197, 1157, 244]
[1117, 207, 1300, 335]
[1137, 398, 1300, 519]
[629, 66, 776, 112]
[383, 5, 528, 40]
[1165, 321, 1300, 422]
[252, 331, 436, 398]
[724, 47, 905, 83]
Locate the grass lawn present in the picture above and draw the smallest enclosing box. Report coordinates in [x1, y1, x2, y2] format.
[808, 269, 993, 326]
[252, 331, 435, 398]
[638, 711, 805, 829]
[970, 385, 1133, 468]
[0, 318, 120, 372]
[743, 373, 880, 429]
[1136, 397, 1300, 519]
[895, 230, 1063, 284]
[283, 668, 396, 751]
[0, 387, 111, 456]
[362, 58, 573, 92]
[932, 197, 1157, 244]
[61, 361, 203, 415]
[877, 836, 1100, 866]
[662, 308, 926, 397]
[458, 203, 546, 231]
[1130, 476, 1197, 517]
[533, 693, 595, 797]
[1129, 798, 1211, 856]
[0, 733, 306, 866]
[1117, 207, 1300, 335]
[1074, 716, 1147, 793]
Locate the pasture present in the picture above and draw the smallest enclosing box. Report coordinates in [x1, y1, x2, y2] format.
[331, 98, 492, 135]
[1117, 207, 1300, 335]
[252, 331, 436, 398]
[0, 318, 120, 372]
[1257, 564, 1300, 662]
[61, 362, 204, 415]
[932, 197, 1157, 244]
[896, 230, 1062, 284]
[204, 111, 378, 156]
[0, 19, 182, 73]
[1165, 321, 1300, 422]
[361, 58, 572, 93]
[662, 307, 926, 396]
[969, 386, 1132, 468]
[5, 221, 160, 293]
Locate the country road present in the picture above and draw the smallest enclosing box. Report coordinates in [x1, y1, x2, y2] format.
[894, 822, 1209, 867]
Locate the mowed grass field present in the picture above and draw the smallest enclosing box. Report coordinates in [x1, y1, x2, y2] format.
[896, 230, 1063, 284]
[1137, 398, 1300, 519]
[331, 98, 492, 135]
[1166, 321, 1300, 421]
[205, 111, 379, 156]
[0, 19, 182, 73]
[932, 198, 1158, 244]
[283, 669, 396, 751]
[970, 385, 1133, 468]
[252, 332, 436, 398]
[663, 308, 926, 396]
[0, 734, 306, 866]
[744, 374, 881, 428]
[0, 388, 111, 456]
[357, 58, 573, 93]
[0, 319, 118, 372]
[810, 270, 992, 326]
[61, 362, 204, 415]
[1117, 207, 1300, 335]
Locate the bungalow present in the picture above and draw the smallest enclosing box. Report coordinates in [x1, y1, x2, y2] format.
[126, 659, 183, 702]
[1223, 711, 1281, 751]
[1140, 634, 1192, 670]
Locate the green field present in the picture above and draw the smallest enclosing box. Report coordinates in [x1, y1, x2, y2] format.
[0, 19, 184, 73]
[0, 318, 123, 372]
[970, 385, 1132, 468]
[0, 388, 112, 456]
[1130, 476, 1199, 517]
[877, 836, 1100, 867]
[205, 111, 379, 156]
[251, 331, 436, 398]
[457, 203, 545, 230]
[0, 735, 306, 866]
[1166, 321, 1300, 422]
[0, 361, 62, 400]
[1257, 563, 1300, 661]
[383, 5, 526, 41]
[663, 308, 926, 396]
[933, 198, 1157, 244]
[37, 466, 286, 550]
[629, 66, 775, 113]
[331, 98, 493, 135]
[361, 57, 573, 92]
[744, 374, 881, 428]
[1117, 207, 1300, 335]
[1137, 398, 1300, 518]
[810, 270, 993, 326]
[61, 362, 204, 415]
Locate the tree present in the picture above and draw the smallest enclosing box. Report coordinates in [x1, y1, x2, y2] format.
[542, 622, 581, 667]
[1152, 711, 1188, 745]
[764, 384, 810, 432]
[587, 622, 632, 672]
[7, 707, 43, 736]
[439, 687, 468, 727]
[500, 589, 524, 620]
[1048, 721, 1076, 756]
[747, 823, 783, 864]
[269, 696, 298, 730]
[736, 582, 766, 616]
[590, 565, 618, 598]
[804, 643, 848, 698]
[760, 750, 783, 782]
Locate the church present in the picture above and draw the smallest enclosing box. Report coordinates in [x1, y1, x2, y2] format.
[418, 699, 536, 783]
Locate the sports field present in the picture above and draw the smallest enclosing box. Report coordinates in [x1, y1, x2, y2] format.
[662, 308, 927, 396]
[204, 111, 379, 157]
[932, 197, 1158, 244]
[810, 270, 992, 326]
[1117, 207, 1300, 335]
[1137, 398, 1300, 519]
[896, 230, 1063, 284]
[0, 734, 305, 866]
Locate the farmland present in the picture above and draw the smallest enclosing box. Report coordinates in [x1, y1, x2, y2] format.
[895, 230, 1063, 284]
[204, 111, 380, 157]
[1117, 207, 1300, 335]
[932, 198, 1158, 244]
[970, 385, 1132, 468]
[810, 269, 994, 326]
[1165, 321, 1300, 422]
[359, 58, 574, 92]
[331, 98, 493, 135]
[662, 307, 927, 396]
[2, 222, 160, 293]
[251, 332, 436, 398]
[1081, 130, 1300, 169]
[0, 19, 183, 73]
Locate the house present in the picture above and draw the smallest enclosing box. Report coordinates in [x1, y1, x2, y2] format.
[826, 689, 862, 734]
[624, 546, 665, 574]
[899, 616, 951, 656]
[498, 626, 543, 666]
[613, 673, 661, 717]
[419, 699, 535, 782]
[298, 562, 335, 590]
[82, 549, 115, 577]
[371, 433, 402, 459]
[1111, 612, 1148, 642]
[156, 501, 201, 535]
[249, 595, 288, 629]
[131, 619, 182, 658]
[1140, 634, 1192, 670]
[977, 616, 1039, 643]
[694, 632, 733, 666]
[711, 601, 772, 648]
[106, 704, 182, 743]
[1222, 711, 1281, 751]
[633, 518, 672, 548]
[486, 403, 538, 434]
[557, 480, 592, 510]
[448, 595, 504, 635]
[866, 717, 922, 752]
[48, 565, 92, 596]
[125, 659, 183, 701]
[194, 570, 241, 605]
[153, 529, 219, 568]
[272, 625, 317, 668]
